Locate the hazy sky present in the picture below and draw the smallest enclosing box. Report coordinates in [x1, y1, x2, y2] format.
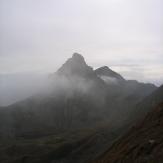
[0, 0, 163, 85]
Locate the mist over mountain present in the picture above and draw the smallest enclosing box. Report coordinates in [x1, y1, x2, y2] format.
[0, 73, 52, 106]
[95, 66, 125, 84]
[0, 53, 157, 107]
[0, 53, 157, 135]
[0, 53, 161, 163]
[0, 0, 162, 162]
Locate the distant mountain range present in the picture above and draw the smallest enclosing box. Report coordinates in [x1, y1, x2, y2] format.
[0, 53, 162, 163]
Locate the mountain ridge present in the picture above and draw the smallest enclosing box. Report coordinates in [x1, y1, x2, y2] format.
[95, 66, 125, 82]
[0, 53, 160, 163]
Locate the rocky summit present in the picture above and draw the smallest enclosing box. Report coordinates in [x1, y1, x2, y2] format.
[57, 53, 95, 78]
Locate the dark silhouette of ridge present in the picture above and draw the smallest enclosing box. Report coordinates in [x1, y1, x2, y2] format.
[95, 66, 125, 81]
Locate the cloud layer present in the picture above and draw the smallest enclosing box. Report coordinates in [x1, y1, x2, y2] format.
[0, 0, 163, 85]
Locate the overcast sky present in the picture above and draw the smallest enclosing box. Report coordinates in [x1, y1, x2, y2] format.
[0, 0, 163, 85]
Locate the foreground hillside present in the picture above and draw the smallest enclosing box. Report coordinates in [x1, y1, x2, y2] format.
[94, 102, 163, 163]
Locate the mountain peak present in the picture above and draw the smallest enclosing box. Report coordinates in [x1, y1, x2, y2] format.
[72, 52, 84, 60]
[56, 53, 94, 78]
[95, 66, 125, 81]
[69, 53, 87, 67]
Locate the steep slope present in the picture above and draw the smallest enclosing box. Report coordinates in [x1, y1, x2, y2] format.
[136, 85, 163, 113]
[94, 102, 163, 163]
[95, 67, 156, 126]
[57, 53, 96, 79]
[128, 85, 163, 124]
[94, 86, 163, 163]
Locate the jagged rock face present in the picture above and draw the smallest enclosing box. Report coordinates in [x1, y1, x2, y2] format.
[57, 53, 95, 78]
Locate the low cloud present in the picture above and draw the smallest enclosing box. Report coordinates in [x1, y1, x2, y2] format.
[99, 75, 118, 84]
